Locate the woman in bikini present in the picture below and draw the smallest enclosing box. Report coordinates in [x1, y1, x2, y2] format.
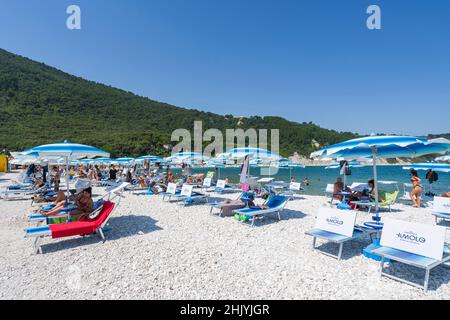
[409, 170, 423, 208]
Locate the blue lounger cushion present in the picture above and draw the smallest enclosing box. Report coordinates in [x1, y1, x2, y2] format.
[234, 196, 287, 216]
[25, 226, 51, 237]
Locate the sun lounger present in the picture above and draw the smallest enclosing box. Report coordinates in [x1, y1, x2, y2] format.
[214, 179, 241, 194]
[174, 184, 208, 206]
[25, 201, 117, 254]
[199, 177, 213, 193]
[28, 182, 129, 226]
[324, 184, 337, 204]
[353, 191, 399, 213]
[305, 207, 375, 260]
[1, 183, 51, 201]
[278, 182, 303, 199]
[233, 195, 288, 226]
[431, 196, 450, 224]
[372, 218, 449, 291]
[159, 183, 179, 201]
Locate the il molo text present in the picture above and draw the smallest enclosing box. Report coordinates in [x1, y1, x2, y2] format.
[66, 5, 382, 30]
[180, 304, 269, 318]
[396, 231, 426, 244]
[326, 217, 344, 226]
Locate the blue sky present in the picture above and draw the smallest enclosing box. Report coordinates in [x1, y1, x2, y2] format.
[0, 0, 449, 135]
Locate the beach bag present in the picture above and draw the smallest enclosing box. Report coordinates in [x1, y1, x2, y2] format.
[432, 171, 439, 182]
[337, 201, 352, 210]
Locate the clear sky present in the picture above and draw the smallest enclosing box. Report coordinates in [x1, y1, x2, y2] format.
[0, 0, 449, 135]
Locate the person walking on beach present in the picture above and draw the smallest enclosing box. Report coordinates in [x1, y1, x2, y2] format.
[425, 169, 438, 196]
[410, 169, 423, 208]
[109, 166, 118, 181]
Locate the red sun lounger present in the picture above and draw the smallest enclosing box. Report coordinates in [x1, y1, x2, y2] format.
[25, 201, 116, 254]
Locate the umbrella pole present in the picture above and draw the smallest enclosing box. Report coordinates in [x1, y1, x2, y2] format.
[371, 147, 380, 221]
[343, 162, 347, 188]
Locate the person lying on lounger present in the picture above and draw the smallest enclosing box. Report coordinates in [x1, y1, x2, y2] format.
[440, 191, 450, 198]
[31, 178, 45, 190]
[40, 187, 94, 218]
[333, 177, 349, 201]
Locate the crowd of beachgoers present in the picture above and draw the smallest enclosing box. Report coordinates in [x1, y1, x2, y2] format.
[0, 159, 449, 300]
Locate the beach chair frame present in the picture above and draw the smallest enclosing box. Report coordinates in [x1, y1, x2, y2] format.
[233, 196, 288, 227]
[431, 196, 450, 224]
[306, 228, 375, 260]
[27, 201, 119, 254]
[373, 246, 450, 291]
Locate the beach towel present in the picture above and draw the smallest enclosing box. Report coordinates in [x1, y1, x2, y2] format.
[49, 201, 115, 238]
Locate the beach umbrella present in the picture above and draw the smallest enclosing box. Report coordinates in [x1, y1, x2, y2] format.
[21, 142, 109, 160]
[325, 161, 365, 170]
[311, 135, 450, 221]
[436, 155, 450, 162]
[277, 162, 306, 180]
[136, 155, 162, 163]
[21, 141, 110, 198]
[402, 163, 450, 173]
[111, 158, 135, 166]
[239, 155, 250, 184]
[325, 161, 366, 187]
[165, 152, 209, 164]
[92, 158, 112, 165]
[217, 147, 281, 162]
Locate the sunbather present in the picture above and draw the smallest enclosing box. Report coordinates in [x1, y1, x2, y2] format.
[333, 177, 347, 201]
[40, 187, 94, 218]
[409, 169, 423, 208]
[440, 191, 450, 198]
[31, 178, 45, 190]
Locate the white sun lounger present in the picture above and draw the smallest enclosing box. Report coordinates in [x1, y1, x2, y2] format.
[431, 196, 450, 224]
[214, 179, 241, 194]
[159, 183, 179, 201]
[373, 218, 449, 291]
[174, 184, 209, 206]
[1, 183, 51, 201]
[305, 207, 375, 260]
[278, 182, 303, 199]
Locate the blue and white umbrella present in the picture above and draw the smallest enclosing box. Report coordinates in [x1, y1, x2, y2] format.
[21, 141, 110, 160]
[402, 163, 450, 173]
[276, 162, 305, 180]
[311, 136, 450, 160]
[311, 135, 450, 217]
[325, 161, 365, 170]
[165, 152, 209, 164]
[92, 157, 112, 165]
[217, 148, 281, 161]
[436, 155, 450, 162]
[21, 141, 110, 197]
[136, 155, 162, 162]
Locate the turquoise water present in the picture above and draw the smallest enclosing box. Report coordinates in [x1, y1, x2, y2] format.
[170, 165, 450, 196]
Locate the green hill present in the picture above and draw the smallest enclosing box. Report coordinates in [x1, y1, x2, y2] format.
[0, 48, 358, 157]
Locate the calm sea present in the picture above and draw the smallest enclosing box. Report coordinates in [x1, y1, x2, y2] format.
[170, 165, 450, 196]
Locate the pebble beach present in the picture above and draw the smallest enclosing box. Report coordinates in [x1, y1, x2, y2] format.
[0, 172, 449, 300]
